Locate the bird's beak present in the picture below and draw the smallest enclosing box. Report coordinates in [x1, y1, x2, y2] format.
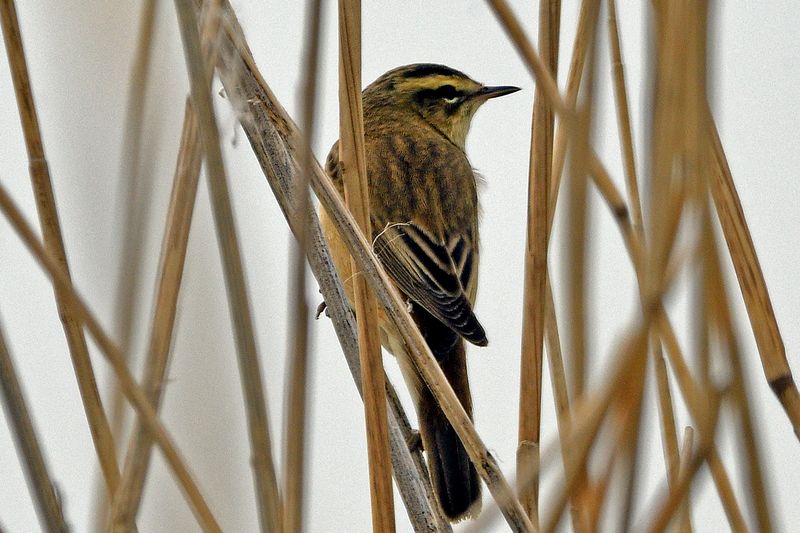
[474, 85, 522, 100]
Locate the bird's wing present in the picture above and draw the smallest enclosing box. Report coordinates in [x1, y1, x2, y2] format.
[373, 222, 487, 346]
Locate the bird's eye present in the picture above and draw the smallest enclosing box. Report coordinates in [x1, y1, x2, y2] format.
[436, 84, 457, 99]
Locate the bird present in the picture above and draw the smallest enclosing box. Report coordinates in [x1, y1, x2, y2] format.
[320, 63, 520, 522]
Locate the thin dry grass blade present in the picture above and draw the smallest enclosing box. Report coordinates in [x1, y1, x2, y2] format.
[0, 317, 68, 532]
[616, 359, 649, 533]
[606, 0, 644, 239]
[550, 0, 598, 218]
[676, 426, 695, 533]
[0, 184, 221, 532]
[641, 393, 720, 533]
[282, 0, 323, 531]
[0, 0, 120, 494]
[707, 448, 748, 533]
[707, 118, 800, 440]
[111, 0, 157, 361]
[110, 101, 204, 531]
[543, 278, 584, 531]
[93, 1, 158, 529]
[337, 1, 396, 530]
[703, 186, 774, 532]
[173, 2, 282, 531]
[652, 342, 681, 491]
[517, 1, 561, 526]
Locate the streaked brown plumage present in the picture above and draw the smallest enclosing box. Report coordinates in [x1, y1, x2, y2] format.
[320, 63, 519, 522]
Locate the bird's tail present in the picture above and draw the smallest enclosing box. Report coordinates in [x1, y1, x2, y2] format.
[416, 338, 481, 521]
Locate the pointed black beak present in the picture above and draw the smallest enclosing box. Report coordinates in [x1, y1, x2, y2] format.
[475, 85, 522, 100]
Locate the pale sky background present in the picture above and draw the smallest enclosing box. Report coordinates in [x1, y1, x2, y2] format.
[1, 1, 799, 532]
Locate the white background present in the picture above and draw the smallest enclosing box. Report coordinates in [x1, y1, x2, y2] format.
[1, 1, 799, 531]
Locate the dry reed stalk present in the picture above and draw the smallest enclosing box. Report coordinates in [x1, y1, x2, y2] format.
[607, 4, 683, 503]
[542, 3, 597, 528]
[616, 362, 649, 533]
[707, 448, 748, 533]
[0, 318, 68, 532]
[588, 446, 623, 529]
[543, 278, 584, 532]
[564, 37, 595, 407]
[648, 12, 713, 531]
[606, 0, 643, 238]
[110, 102, 204, 530]
[676, 426, 695, 533]
[559, 63, 595, 533]
[517, 0, 560, 526]
[550, 0, 597, 215]
[0, 0, 120, 494]
[707, 119, 800, 440]
[547, 6, 597, 528]
[661, 5, 710, 531]
[282, 1, 323, 532]
[651, 341, 682, 501]
[0, 184, 221, 531]
[573, 328, 647, 533]
[642, 392, 721, 533]
[92, 2, 158, 530]
[207, 6, 450, 529]
[174, 2, 283, 532]
[337, 2, 396, 530]
[106, 0, 159, 451]
[110, 3, 232, 529]
[702, 192, 774, 533]
[588, 147, 749, 532]
[490, 2, 773, 532]
[111, 0, 157, 358]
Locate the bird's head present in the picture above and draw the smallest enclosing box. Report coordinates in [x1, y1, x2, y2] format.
[364, 63, 521, 148]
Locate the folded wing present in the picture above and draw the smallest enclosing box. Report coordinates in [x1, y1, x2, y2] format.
[373, 222, 487, 347]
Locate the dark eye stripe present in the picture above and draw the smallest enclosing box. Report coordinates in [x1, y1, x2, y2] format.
[415, 84, 465, 105]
